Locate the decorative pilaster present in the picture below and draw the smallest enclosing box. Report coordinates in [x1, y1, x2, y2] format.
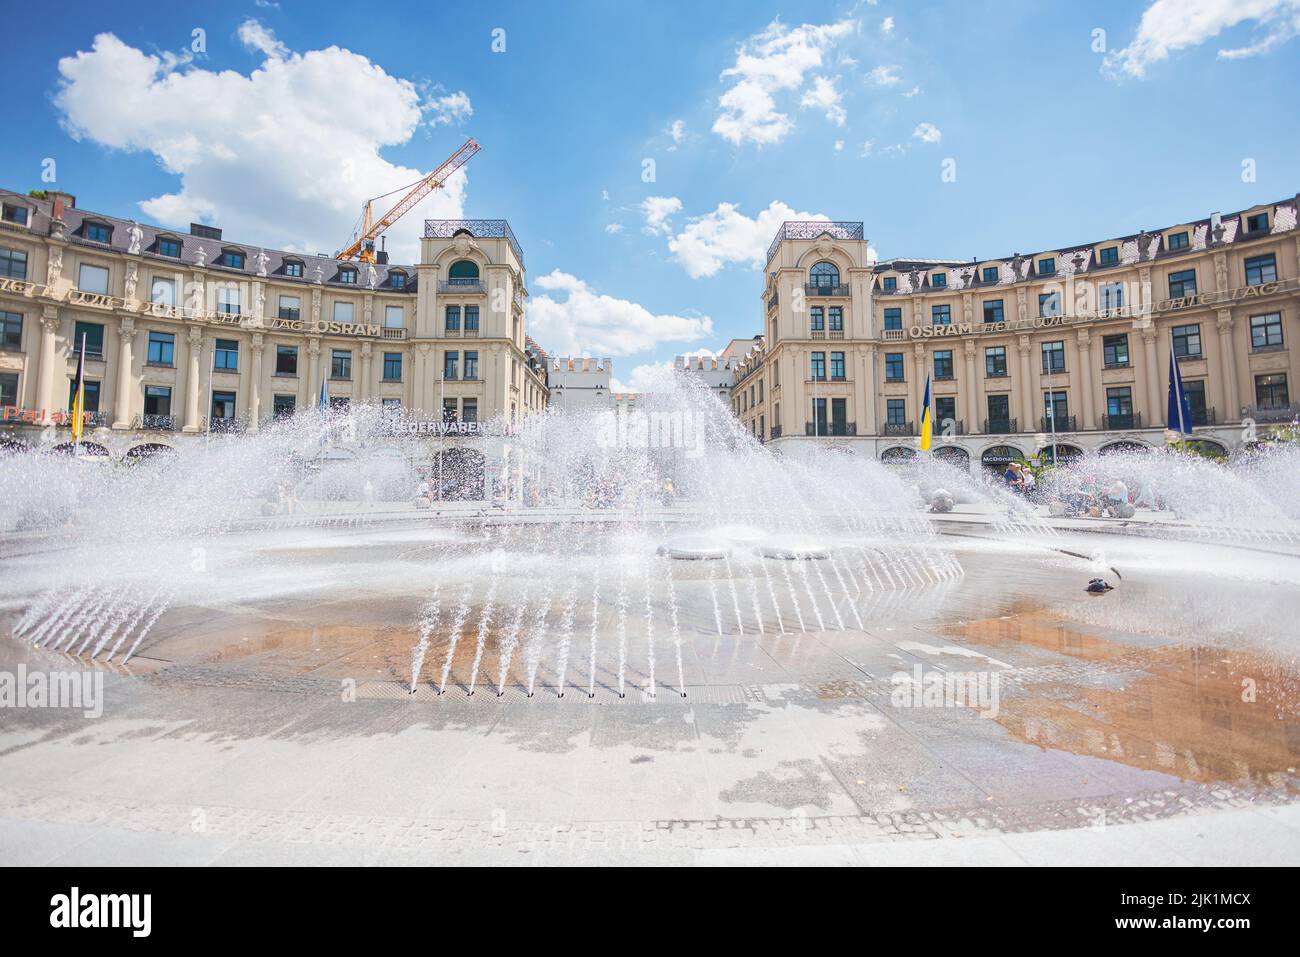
[1017, 335, 1034, 431]
[963, 339, 978, 430]
[248, 333, 264, 432]
[36, 309, 60, 412]
[359, 340, 373, 401]
[1141, 327, 1161, 427]
[112, 318, 137, 429]
[1215, 309, 1239, 420]
[183, 327, 203, 432]
[1076, 329, 1096, 431]
[307, 337, 322, 402]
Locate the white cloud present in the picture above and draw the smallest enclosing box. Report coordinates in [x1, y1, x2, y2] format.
[426, 89, 473, 126]
[834, 139, 845, 151]
[665, 200, 829, 279]
[859, 140, 875, 157]
[880, 16, 895, 34]
[528, 271, 713, 356]
[912, 122, 942, 143]
[612, 349, 721, 393]
[903, 84, 921, 98]
[53, 25, 467, 264]
[604, 223, 624, 234]
[601, 189, 610, 201]
[713, 18, 856, 146]
[1104, 0, 1300, 78]
[669, 119, 686, 143]
[799, 75, 846, 126]
[866, 64, 902, 86]
[640, 195, 682, 236]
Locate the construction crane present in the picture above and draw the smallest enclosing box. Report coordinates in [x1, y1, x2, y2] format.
[336, 138, 481, 263]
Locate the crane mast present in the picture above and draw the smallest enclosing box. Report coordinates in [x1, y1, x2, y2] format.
[337, 138, 481, 263]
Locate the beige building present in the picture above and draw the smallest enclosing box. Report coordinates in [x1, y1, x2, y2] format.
[736, 200, 1300, 468]
[0, 189, 548, 458]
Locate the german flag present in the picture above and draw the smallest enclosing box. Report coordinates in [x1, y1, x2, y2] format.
[919, 372, 933, 452]
[70, 333, 87, 448]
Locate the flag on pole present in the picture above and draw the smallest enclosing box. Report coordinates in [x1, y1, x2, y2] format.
[1166, 340, 1193, 438]
[919, 373, 933, 452]
[70, 333, 87, 449]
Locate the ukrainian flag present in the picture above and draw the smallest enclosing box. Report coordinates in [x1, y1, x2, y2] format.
[70, 333, 87, 448]
[919, 372, 932, 452]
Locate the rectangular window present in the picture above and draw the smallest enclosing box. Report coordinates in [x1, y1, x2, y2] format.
[1044, 390, 1069, 425]
[84, 223, 110, 243]
[886, 399, 906, 425]
[810, 351, 826, 381]
[935, 396, 956, 429]
[1098, 246, 1119, 266]
[981, 266, 999, 283]
[1102, 334, 1129, 367]
[74, 321, 104, 358]
[150, 277, 176, 306]
[987, 394, 1010, 427]
[383, 352, 402, 381]
[283, 261, 303, 278]
[2, 204, 29, 226]
[464, 350, 479, 379]
[1172, 324, 1202, 358]
[932, 304, 951, 325]
[384, 305, 404, 328]
[810, 306, 824, 331]
[1041, 341, 1065, 373]
[930, 272, 947, 289]
[462, 398, 478, 423]
[278, 296, 301, 322]
[275, 345, 297, 376]
[157, 238, 181, 258]
[885, 352, 904, 381]
[1168, 269, 1197, 298]
[828, 306, 843, 332]
[273, 394, 296, 418]
[220, 250, 244, 270]
[1099, 282, 1124, 310]
[143, 385, 172, 416]
[982, 299, 1004, 323]
[1185, 380, 1208, 421]
[331, 349, 352, 379]
[830, 351, 845, 380]
[1038, 292, 1060, 317]
[0, 312, 22, 350]
[216, 286, 240, 315]
[883, 308, 902, 330]
[214, 338, 238, 371]
[78, 264, 109, 294]
[1245, 254, 1277, 285]
[1255, 373, 1288, 408]
[1106, 386, 1134, 422]
[70, 379, 101, 413]
[0, 371, 18, 407]
[1247, 212, 1269, 232]
[933, 350, 953, 379]
[333, 301, 353, 323]
[338, 269, 357, 285]
[465, 305, 480, 332]
[1167, 231, 1189, 251]
[1250, 313, 1283, 350]
[986, 346, 1007, 377]
[211, 391, 236, 421]
[0, 246, 28, 280]
[390, 272, 407, 289]
[882, 277, 897, 291]
[147, 331, 175, 366]
[444, 350, 458, 380]
[329, 396, 350, 411]
[445, 305, 461, 331]
[1037, 257, 1055, 275]
[443, 397, 458, 422]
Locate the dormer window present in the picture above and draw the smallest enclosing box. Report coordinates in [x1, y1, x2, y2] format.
[1037, 257, 1055, 275]
[220, 248, 245, 269]
[1247, 212, 1269, 233]
[83, 221, 111, 244]
[981, 266, 999, 283]
[156, 236, 182, 258]
[283, 259, 303, 278]
[930, 272, 947, 288]
[1098, 246, 1119, 266]
[1167, 231, 1190, 250]
[1, 203, 29, 227]
[882, 276, 897, 291]
[389, 271, 407, 289]
[338, 267, 357, 285]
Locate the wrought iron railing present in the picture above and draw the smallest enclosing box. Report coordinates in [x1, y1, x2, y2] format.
[438, 279, 486, 294]
[882, 421, 913, 437]
[765, 221, 864, 264]
[983, 418, 1017, 434]
[1041, 415, 1077, 432]
[806, 421, 857, 437]
[133, 413, 178, 431]
[769, 425, 782, 439]
[804, 283, 851, 297]
[1102, 412, 1142, 430]
[425, 220, 524, 271]
[1191, 407, 1216, 426]
[1244, 403, 1300, 424]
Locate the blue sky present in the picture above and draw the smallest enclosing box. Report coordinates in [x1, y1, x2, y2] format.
[4, 0, 1299, 389]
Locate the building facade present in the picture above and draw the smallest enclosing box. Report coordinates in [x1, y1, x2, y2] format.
[0, 189, 549, 459]
[736, 199, 1300, 468]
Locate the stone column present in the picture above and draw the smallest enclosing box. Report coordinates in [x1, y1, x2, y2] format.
[248, 333, 264, 432]
[1141, 326, 1161, 427]
[36, 309, 60, 413]
[112, 317, 136, 429]
[912, 341, 926, 430]
[963, 339, 978, 432]
[1017, 335, 1034, 431]
[862, 344, 879, 436]
[1076, 329, 1096, 430]
[183, 327, 203, 432]
[1215, 310, 1239, 420]
[360, 340, 373, 401]
[307, 337, 322, 405]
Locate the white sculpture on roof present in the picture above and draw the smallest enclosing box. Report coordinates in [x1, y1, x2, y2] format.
[365, 263, 378, 289]
[194, 245, 207, 267]
[255, 250, 269, 277]
[312, 264, 324, 284]
[126, 223, 143, 255]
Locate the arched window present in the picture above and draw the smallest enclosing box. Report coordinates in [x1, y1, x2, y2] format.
[810, 261, 840, 288]
[448, 260, 480, 283]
